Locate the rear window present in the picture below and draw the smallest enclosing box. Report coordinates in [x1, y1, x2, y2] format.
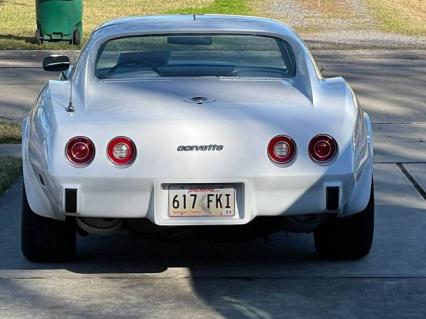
[95, 34, 296, 79]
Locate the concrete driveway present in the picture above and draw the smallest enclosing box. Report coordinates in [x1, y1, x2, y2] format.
[0, 49, 425, 318]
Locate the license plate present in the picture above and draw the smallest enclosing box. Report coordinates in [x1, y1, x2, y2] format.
[168, 185, 236, 217]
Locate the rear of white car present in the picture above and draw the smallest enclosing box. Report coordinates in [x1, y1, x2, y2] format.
[21, 15, 374, 262]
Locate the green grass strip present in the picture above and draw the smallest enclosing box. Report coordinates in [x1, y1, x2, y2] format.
[0, 121, 22, 144]
[0, 157, 22, 194]
[169, 0, 251, 15]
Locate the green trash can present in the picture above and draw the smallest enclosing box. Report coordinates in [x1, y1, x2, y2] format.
[35, 0, 83, 45]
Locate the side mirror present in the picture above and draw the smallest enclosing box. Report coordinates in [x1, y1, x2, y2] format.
[42, 55, 70, 72]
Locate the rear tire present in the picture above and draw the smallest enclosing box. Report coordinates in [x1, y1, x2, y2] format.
[314, 181, 374, 260]
[21, 185, 76, 262]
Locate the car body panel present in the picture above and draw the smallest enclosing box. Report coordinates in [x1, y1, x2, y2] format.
[22, 15, 373, 226]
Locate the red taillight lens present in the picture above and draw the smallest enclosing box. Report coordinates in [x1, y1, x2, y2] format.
[309, 135, 338, 163]
[267, 135, 296, 164]
[66, 137, 95, 166]
[107, 137, 136, 166]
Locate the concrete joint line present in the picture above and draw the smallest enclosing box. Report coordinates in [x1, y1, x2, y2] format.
[397, 163, 426, 200]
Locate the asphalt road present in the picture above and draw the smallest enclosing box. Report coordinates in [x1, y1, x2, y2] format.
[0, 50, 425, 318]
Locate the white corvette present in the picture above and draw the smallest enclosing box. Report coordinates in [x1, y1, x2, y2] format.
[21, 15, 374, 262]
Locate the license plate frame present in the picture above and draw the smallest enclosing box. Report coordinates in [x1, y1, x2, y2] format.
[168, 184, 236, 217]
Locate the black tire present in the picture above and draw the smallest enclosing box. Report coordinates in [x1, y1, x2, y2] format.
[314, 181, 374, 260]
[21, 185, 76, 262]
[72, 30, 81, 45]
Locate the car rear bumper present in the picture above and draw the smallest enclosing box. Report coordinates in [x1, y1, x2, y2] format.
[24, 159, 373, 225]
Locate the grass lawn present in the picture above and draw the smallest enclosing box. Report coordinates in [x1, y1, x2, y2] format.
[0, 156, 22, 194]
[0, 121, 21, 144]
[169, 0, 250, 15]
[0, 0, 249, 49]
[365, 0, 426, 35]
[0, 0, 424, 49]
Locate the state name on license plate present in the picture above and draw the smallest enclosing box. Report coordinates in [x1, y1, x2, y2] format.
[168, 185, 236, 217]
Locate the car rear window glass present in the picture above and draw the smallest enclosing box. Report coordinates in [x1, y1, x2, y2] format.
[95, 34, 296, 79]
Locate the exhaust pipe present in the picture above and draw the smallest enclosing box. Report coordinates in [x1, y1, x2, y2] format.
[76, 217, 123, 235]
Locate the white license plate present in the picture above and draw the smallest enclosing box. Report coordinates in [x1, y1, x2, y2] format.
[168, 185, 236, 217]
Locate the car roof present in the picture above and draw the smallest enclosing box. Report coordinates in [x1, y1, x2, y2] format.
[92, 14, 297, 39]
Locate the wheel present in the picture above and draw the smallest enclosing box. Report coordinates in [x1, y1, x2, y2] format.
[35, 28, 42, 45]
[21, 185, 76, 262]
[72, 30, 81, 45]
[314, 181, 374, 260]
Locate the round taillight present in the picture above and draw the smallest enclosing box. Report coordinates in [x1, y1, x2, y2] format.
[267, 135, 296, 164]
[107, 137, 136, 166]
[309, 134, 338, 163]
[66, 137, 95, 166]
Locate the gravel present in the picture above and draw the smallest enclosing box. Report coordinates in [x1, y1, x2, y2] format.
[266, 0, 374, 29]
[261, 0, 426, 49]
[301, 30, 426, 50]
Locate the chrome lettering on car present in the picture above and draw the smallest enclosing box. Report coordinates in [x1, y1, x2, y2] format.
[177, 145, 224, 151]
